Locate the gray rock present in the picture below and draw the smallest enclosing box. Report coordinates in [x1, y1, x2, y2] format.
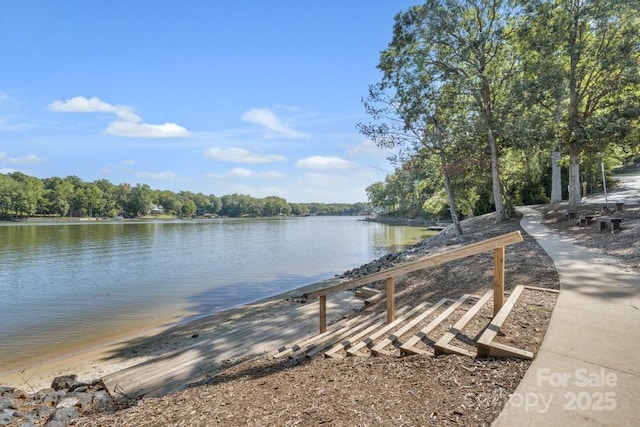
[51, 406, 79, 422]
[35, 404, 55, 422]
[68, 392, 93, 409]
[56, 396, 79, 409]
[44, 421, 65, 427]
[35, 388, 55, 401]
[42, 390, 65, 408]
[0, 409, 14, 426]
[92, 390, 115, 412]
[0, 397, 15, 410]
[51, 375, 77, 391]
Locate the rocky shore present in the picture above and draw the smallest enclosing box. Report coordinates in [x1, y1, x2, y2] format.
[0, 375, 116, 426]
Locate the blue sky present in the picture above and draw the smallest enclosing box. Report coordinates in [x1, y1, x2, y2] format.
[1, 1, 416, 203]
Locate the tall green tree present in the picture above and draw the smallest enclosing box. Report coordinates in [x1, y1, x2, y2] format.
[9, 172, 45, 216]
[520, 0, 640, 210]
[127, 184, 153, 217]
[360, 79, 465, 234]
[378, 0, 517, 223]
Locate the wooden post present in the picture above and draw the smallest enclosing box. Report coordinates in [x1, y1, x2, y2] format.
[493, 246, 505, 316]
[319, 295, 327, 333]
[386, 277, 395, 324]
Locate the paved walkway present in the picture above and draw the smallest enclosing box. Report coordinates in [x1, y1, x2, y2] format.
[493, 206, 640, 426]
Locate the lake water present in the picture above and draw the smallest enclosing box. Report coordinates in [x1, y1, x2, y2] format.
[0, 216, 435, 367]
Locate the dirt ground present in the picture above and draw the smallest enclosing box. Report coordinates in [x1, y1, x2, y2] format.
[14, 201, 635, 426]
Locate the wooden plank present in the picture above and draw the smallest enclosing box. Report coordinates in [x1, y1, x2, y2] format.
[386, 277, 395, 324]
[493, 246, 505, 315]
[273, 313, 369, 359]
[371, 298, 450, 356]
[434, 290, 493, 356]
[107, 319, 289, 396]
[104, 313, 315, 399]
[346, 302, 431, 357]
[399, 294, 471, 355]
[479, 341, 534, 360]
[523, 286, 560, 293]
[324, 307, 410, 358]
[477, 285, 525, 349]
[319, 295, 327, 333]
[303, 231, 524, 299]
[435, 343, 476, 357]
[324, 321, 384, 358]
[305, 312, 391, 358]
[104, 348, 206, 398]
[364, 292, 384, 306]
[354, 287, 380, 299]
[295, 313, 383, 359]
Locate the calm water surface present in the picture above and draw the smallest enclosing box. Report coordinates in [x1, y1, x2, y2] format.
[0, 216, 435, 366]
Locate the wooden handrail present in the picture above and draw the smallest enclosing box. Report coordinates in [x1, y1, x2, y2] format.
[304, 230, 523, 333]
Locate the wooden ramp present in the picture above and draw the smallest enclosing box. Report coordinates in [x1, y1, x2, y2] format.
[103, 319, 298, 399]
[102, 291, 362, 400]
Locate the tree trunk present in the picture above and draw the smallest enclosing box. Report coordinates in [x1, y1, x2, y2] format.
[488, 129, 506, 223]
[439, 149, 463, 236]
[566, 1, 582, 211]
[550, 101, 563, 203]
[550, 144, 563, 203]
[567, 143, 581, 211]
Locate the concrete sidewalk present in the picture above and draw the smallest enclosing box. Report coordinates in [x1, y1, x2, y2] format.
[493, 206, 640, 426]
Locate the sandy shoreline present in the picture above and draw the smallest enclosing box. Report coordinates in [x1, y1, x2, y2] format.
[0, 276, 362, 393]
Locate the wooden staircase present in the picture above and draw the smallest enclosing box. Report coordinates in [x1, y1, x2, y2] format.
[273, 286, 558, 362]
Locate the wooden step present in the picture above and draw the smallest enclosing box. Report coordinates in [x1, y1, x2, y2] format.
[347, 302, 432, 357]
[303, 311, 390, 359]
[399, 294, 471, 356]
[324, 306, 410, 359]
[434, 290, 493, 357]
[354, 286, 380, 299]
[307, 310, 406, 359]
[371, 298, 450, 356]
[272, 312, 372, 359]
[476, 285, 533, 359]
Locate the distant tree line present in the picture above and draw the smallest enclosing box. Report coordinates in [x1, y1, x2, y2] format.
[0, 172, 370, 219]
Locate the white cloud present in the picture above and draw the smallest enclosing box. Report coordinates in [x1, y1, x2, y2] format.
[136, 170, 177, 180]
[50, 96, 141, 122]
[49, 96, 190, 138]
[241, 108, 308, 138]
[106, 121, 189, 138]
[121, 159, 137, 165]
[0, 152, 45, 165]
[295, 156, 355, 169]
[204, 147, 286, 164]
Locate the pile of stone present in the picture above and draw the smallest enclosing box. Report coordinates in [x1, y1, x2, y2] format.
[0, 375, 115, 426]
